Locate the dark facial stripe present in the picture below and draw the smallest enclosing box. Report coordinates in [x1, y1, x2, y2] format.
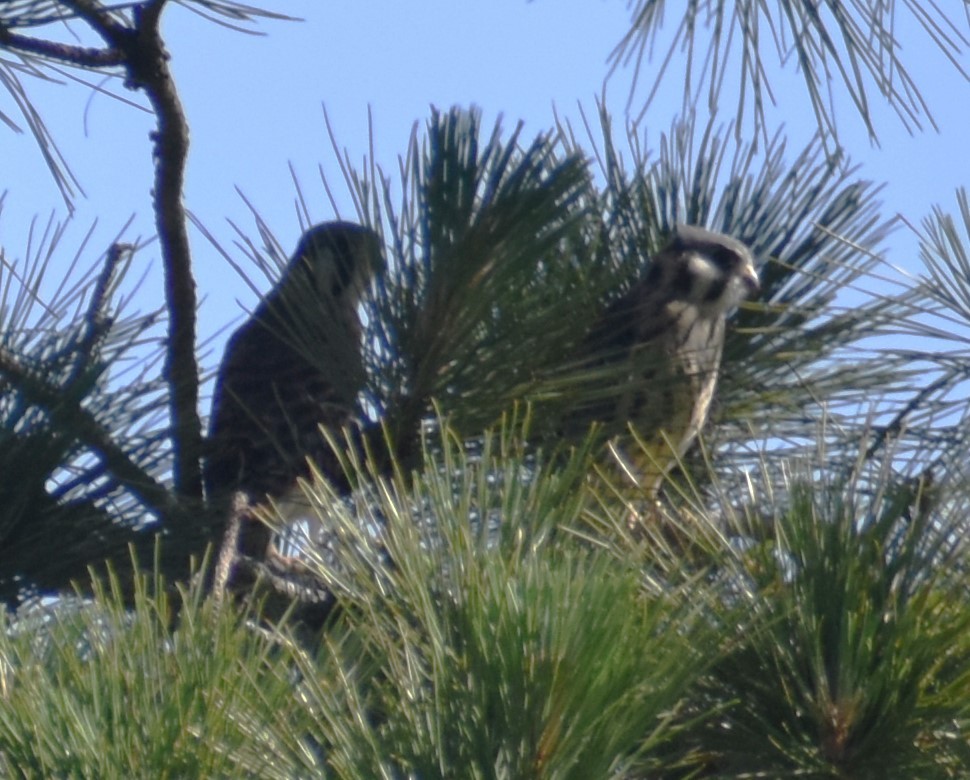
[707, 244, 741, 270]
[672, 264, 695, 296]
[702, 275, 729, 302]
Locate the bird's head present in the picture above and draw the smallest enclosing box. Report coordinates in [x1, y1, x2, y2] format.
[291, 221, 385, 305]
[649, 224, 760, 314]
[257, 221, 385, 359]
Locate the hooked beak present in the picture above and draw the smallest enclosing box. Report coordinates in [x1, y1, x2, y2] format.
[741, 260, 761, 298]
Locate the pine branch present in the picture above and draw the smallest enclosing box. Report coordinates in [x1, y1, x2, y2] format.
[65, 241, 128, 386]
[2, 2, 204, 500]
[0, 23, 124, 66]
[58, 0, 129, 38]
[0, 346, 178, 525]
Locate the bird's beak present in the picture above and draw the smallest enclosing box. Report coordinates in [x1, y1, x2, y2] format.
[741, 261, 761, 298]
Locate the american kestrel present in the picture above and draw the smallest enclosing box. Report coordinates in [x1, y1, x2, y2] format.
[570, 224, 759, 498]
[205, 222, 382, 585]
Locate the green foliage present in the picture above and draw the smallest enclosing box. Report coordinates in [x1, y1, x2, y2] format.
[668, 456, 970, 777]
[2, 423, 970, 777]
[214, 421, 727, 778]
[0, 554, 301, 778]
[3, 4, 970, 776]
[902, 187, 970, 470]
[361, 107, 601, 449]
[0, 227, 175, 606]
[0, 424, 721, 778]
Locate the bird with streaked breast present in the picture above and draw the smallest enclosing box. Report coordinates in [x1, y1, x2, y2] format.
[205, 222, 383, 583]
[570, 223, 760, 499]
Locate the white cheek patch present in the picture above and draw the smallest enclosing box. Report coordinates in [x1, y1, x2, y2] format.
[686, 252, 721, 285]
[685, 252, 721, 300]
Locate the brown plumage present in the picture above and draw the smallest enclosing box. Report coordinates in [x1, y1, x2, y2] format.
[205, 222, 383, 567]
[571, 224, 759, 496]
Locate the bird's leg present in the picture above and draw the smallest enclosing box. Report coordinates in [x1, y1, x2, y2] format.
[211, 491, 250, 608]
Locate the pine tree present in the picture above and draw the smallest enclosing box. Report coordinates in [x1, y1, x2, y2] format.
[1, 1, 970, 775]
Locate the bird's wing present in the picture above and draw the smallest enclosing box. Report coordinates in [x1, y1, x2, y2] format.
[568, 283, 684, 438]
[205, 316, 358, 503]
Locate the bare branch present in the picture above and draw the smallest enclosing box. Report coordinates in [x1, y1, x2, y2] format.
[57, 0, 130, 42]
[117, 0, 204, 501]
[0, 23, 124, 67]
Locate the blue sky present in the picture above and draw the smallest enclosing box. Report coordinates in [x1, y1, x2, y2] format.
[2, 2, 969, 388]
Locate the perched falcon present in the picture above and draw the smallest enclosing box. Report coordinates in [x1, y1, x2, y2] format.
[205, 222, 383, 573]
[570, 224, 759, 498]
